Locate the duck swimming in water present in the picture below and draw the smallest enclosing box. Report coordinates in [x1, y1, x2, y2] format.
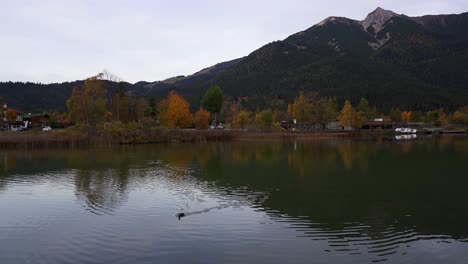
[176, 212, 185, 220]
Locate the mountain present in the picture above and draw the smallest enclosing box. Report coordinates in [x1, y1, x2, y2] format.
[1, 7, 467, 112]
[128, 7, 468, 111]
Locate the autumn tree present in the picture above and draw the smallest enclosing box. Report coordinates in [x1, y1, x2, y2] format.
[219, 98, 240, 125]
[5, 109, 17, 122]
[194, 108, 211, 130]
[339, 100, 353, 128]
[234, 110, 250, 129]
[426, 109, 444, 125]
[201, 86, 223, 122]
[293, 91, 312, 128]
[0, 97, 4, 120]
[135, 98, 148, 123]
[287, 103, 294, 119]
[389, 108, 402, 122]
[82, 78, 107, 125]
[112, 93, 129, 122]
[111, 92, 148, 124]
[110, 81, 127, 122]
[437, 112, 450, 128]
[158, 91, 193, 128]
[410, 111, 424, 122]
[338, 100, 363, 129]
[357, 98, 372, 120]
[67, 76, 107, 127]
[228, 103, 241, 124]
[453, 105, 468, 125]
[272, 109, 287, 124]
[97, 70, 122, 82]
[401, 111, 411, 122]
[255, 109, 273, 130]
[316, 97, 338, 129]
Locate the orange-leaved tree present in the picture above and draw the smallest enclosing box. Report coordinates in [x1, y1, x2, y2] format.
[194, 108, 211, 130]
[453, 105, 468, 125]
[401, 111, 411, 122]
[5, 109, 17, 122]
[158, 91, 193, 128]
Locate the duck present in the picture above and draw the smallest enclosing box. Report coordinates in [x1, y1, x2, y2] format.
[176, 212, 185, 220]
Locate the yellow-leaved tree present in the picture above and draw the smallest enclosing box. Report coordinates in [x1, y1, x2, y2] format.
[293, 92, 312, 127]
[67, 76, 107, 127]
[338, 100, 363, 129]
[234, 110, 250, 129]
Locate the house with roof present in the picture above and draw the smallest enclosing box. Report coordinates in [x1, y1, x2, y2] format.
[23, 114, 50, 128]
[1, 104, 27, 131]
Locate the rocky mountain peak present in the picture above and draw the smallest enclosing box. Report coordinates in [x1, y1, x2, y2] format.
[317, 16, 356, 27]
[361, 7, 398, 33]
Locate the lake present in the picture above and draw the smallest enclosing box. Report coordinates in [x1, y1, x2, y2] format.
[1, 136, 468, 264]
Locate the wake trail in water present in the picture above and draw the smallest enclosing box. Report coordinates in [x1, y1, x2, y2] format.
[176, 203, 234, 220]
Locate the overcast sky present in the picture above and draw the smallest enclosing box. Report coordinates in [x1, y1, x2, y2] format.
[1, 0, 467, 84]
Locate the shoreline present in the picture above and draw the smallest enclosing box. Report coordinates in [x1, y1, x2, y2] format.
[0, 129, 465, 149]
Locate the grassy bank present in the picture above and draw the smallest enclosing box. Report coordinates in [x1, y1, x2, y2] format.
[0, 131, 88, 149]
[0, 129, 361, 149]
[0, 129, 232, 148]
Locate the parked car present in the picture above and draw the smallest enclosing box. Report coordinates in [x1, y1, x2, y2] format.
[10, 125, 26, 132]
[42, 126, 52, 131]
[395, 127, 417, 134]
[210, 124, 224, 130]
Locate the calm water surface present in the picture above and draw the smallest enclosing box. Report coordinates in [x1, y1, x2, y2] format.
[1, 136, 468, 264]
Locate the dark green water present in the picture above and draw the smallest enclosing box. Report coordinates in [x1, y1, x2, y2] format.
[1, 136, 468, 263]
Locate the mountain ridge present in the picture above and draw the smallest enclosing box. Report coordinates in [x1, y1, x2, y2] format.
[1, 7, 467, 112]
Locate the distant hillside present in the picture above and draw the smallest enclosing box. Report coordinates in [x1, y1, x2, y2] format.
[0, 81, 81, 112]
[1, 8, 467, 112]
[0, 81, 133, 113]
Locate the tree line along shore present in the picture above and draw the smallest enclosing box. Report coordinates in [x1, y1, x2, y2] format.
[1, 72, 467, 148]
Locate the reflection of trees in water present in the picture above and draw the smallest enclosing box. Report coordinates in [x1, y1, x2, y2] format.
[336, 140, 378, 173]
[0, 153, 12, 190]
[0, 151, 65, 191]
[0, 152, 17, 173]
[74, 167, 130, 215]
[1, 138, 468, 252]
[189, 139, 468, 261]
